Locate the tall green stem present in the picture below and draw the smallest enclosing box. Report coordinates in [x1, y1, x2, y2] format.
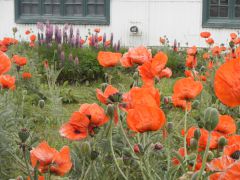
[197, 132, 212, 180]
[109, 120, 128, 180]
[23, 148, 33, 180]
[183, 108, 188, 158]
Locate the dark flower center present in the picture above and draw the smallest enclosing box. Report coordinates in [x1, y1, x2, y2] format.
[231, 150, 240, 160]
[74, 129, 81, 134]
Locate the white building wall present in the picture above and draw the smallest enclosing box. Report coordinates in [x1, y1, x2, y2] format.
[0, 0, 239, 47]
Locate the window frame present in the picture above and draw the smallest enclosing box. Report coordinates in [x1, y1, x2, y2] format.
[202, 0, 240, 28]
[15, 0, 110, 25]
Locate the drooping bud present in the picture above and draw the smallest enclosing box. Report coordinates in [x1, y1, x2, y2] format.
[190, 138, 198, 151]
[18, 128, 30, 143]
[80, 141, 91, 157]
[194, 128, 201, 140]
[218, 136, 227, 149]
[106, 104, 115, 119]
[192, 100, 200, 109]
[154, 143, 163, 151]
[91, 150, 99, 160]
[133, 144, 140, 153]
[207, 151, 214, 161]
[204, 107, 219, 131]
[101, 83, 108, 92]
[38, 99, 45, 109]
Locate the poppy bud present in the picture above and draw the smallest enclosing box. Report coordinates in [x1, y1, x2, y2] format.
[123, 155, 132, 166]
[80, 142, 91, 157]
[104, 73, 108, 83]
[91, 150, 99, 160]
[167, 122, 173, 133]
[18, 128, 30, 143]
[154, 143, 163, 151]
[12, 27, 18, 34]
[106, 104, 115, 119]
[229, 41, 235, 48]
[133, 144, 140, 153]
[133, 72, 139, 81]
[192, 100, 200, 109]
[190, 138, 198, 151]
[187, 153, 197, 162]
[236, 120, 240, 134]
[204, 107, 219, 131]
[163, 97, 169, 105]
[101, 83, 108, 92]
[38, 99, 45, 109]
[218, 136, 227, 149]
[194, 128, 201, 140]
[191, 171, 200, 180]
[207, 151, 214, 162]
[108, 92, 122, 103]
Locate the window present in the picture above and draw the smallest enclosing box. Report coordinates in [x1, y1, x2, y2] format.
[15, 0, 110, 25]
[202, 0, 240, 28]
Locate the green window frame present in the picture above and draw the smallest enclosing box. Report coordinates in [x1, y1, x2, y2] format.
[15, 0, 110, 25]
[202, 0, 240, 28]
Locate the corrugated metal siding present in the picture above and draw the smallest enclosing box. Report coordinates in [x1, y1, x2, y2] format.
[0, 0, 239, 47]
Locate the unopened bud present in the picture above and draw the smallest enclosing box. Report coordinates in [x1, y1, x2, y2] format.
[101, 83, 108, 92]
[163, 97, 169, 104]
[190, 138, 198, 151]
[106, 104, 115, 119]
[154, 143, 163, 151]
[192, 100, 200, 109]
[207, 151, 214, 161]
[38, 99, 45, 109]
[218, 136, 227, 148]
[204, 107, 219, 131]
[133, 72, 139, 81]
[91, 150, 99, 160]
[116, 157, 124, 168]
[194, 128, 201, 140]
[134, 144, 144, 155]
[18, 128, 30, 143]
[80, 142, 91, 157]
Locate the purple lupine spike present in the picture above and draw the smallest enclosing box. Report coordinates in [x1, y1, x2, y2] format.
[103, 33, 106, 44]
[37, 22, 44, 32]
[91, 34, 95, 47]
[74, 56, 79, 65]
[76, 29, 80, 47]
[57, 29, 62, 44]
[110, 33, 113, 47]
[113, 43, 117, 52]
[60, 51, 65, 67]
[55, 25, 59, 42]
[70, 25, 73, 39]
[68, 53, 73, 62]
[64, 23, 69, 31]
[38, 33, 41, 45]
[117, 40, 121, 52]
[63, 31, 68, 44]
[71, 36, 76, 47]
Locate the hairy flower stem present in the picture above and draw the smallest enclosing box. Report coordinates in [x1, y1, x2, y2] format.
[192, 143, 200, 171]
[197, 132, 212, 180]
[183, 108, 188, 159]
[23, 147, 33, 180]
[109, 120, 128, 180]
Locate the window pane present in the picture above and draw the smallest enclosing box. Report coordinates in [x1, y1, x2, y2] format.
[235, 7, 240, 17]
[87, 5, 95, 15]
[210, 0, 219, 4]
[236, 0, 240, 5]
[210, 6, 219, 17]
[20, 0, 40, 15]
[65, 0, 83, 16]
[96, 5, 104, 15]
[220, 0, 228, 5]
[43, 0, 61, 15]
[219, 6, 228, 17]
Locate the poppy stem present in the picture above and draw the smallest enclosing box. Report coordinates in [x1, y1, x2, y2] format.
[109, 120, 128, 180]
[192, 143, 199, 171]
[23, 147, 33, 180]
[197, 132, 212, 180]
[183, 108, 188, 159]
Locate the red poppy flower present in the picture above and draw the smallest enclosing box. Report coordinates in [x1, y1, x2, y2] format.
[214, 115, 236, 135]
[30, 34, 36, 42]
[104, 40, 111, 47]
[230, 33, 237, 40]
[159, 67, 172, 79]
[227, 135, 240, 146]
[184, 70, 197, 79]
[187, 46, 197, 56]
[212, 46, 221, 57]
[200, 31, 211, 38]
[214, 57, 240, 107]
[120, 46, 152, 67]
[25, 30, 31, 35]
[96, 85, 119, 104]
[79, 103, 109, 127]
[208, 61, 214, 69]
[2, 37, 18, 46]
[126, 105, 166, 133]
[185, 55, 197, 68]
[43, 60, 49, 69]
[160, 37, 165, 44]
[80, 39, 85, 45]
[206, 38, 214, 45]
[97, 51, 122, 67]
[0, 51, 11, 75]
[0, 45, 8, 52]
[223, 144, 240, 159]
[172, 95, 192, 110]
[60, 112, 90, 140]
[0, 75, 15, 90]
[94, 28, 100, 33]
[173, 78, 203, 100]
[12, 55, 27, 66]
[203, 53, 210, 60]
[30, 141, 72, 176]
[22, 72, 32, 79]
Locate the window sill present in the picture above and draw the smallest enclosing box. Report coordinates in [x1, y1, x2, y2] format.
[202, 19, 240, 29]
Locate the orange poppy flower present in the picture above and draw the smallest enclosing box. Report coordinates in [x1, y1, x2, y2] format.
[220, 45, 227, 51]
[123, 86, 160, 110]
[29, 42, 35, 47]
[227, 135, 240, 146]
[185, 55, 197, 68]
[2, 37, 18, 46]
[97, 51, 122, 67]
[173, 77, 203, 100]
[214, 57, 240, 107]
[208, 61, 214, 69]
[94, 28, 100, 33]
[96, 85, 119, 104]
[80, 39, 85, 45]
[12, 55, 27, 66]
[30, 141, 72, 176]
[0, 51, 11, 75]
[60, 112, 90, 140]
[0, 75, 15, 90]
[212, 46, 221, 57]
[230, 33, 237, 40]
[200, 31, 211, 38]
[184, 70, 198, 79]
[30, 34, 36, 42]
[207, 155, 235, 180]
[206, 38, 214, 45]
[79, 103, 109, 127]
[160, 37, 166, 44]
[104, 40, 111, 47]
[172, 95, 192, 110]
[187, 46, 197, 56]
[126, 105, 166, 133]
[223, 144, 240, 159]
[120, 46, 152, 67]
[25, 30, 31, 35]
[159, 67, 172, 79]
[22, 72, 32, 79]
[0, 45, 8, 52]
[138, 51, 168, 86]
[214, 115, 236, 135]
[203, 53, 210, 60]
